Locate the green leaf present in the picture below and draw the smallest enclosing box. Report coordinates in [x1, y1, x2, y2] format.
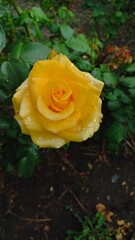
[6, 119, 19, 138]
[27, 144, 40, 167]
[60, 24, 74, 40]
[58, 6, 74, 21]
[120, 77, 135, 88]
[128, 88, 135, 97]
[103, 72, 118, 87]
[111, 111, 128, 124]
[92, 68, 103, 81]
[5, 163, 14, 173]
[124, 105, 135, 116]
[115, 11, 123, 18]
[18, 143, 40, 178]
[20, 42, 51, 65]
[53, 42, 70, 58]
[10, 43, 23, 59]
[0, 24, 6, 52]
[107, 100, 121, 110]
[18, 134, 32, 145]
[110, 89, 131, 104]
[1, 59, 28, 91]
[62, 143, 70, 151]
[107, 123, 126, 145]
[33, 22, 44, 41]
[75, 59, 93, 72]
[100, 64, 109, 73]
[91, 3, 105, 17]
[17, 11, 29, 25]
[0, 88, 11, 100]
[0, 114, 10, 129]
[29, 7, 48, 22]
[18, 156, 34, 178]
[126, 62, 135, 73]
[119, 92, 131, 104]
[104, 92, 117, 101]
[128, 121, 135, 135]
[11, 59, 28, 83]
[115, 11, 127, 23]
[91, 49, 98, 62]
[11, 42, 48, 66]
[66, 36, 91, 55]
[96, 214, 105, 229]
[1, 62, 15, 90]
[47, 22, 59, 33]
[0, 6, 7, 17]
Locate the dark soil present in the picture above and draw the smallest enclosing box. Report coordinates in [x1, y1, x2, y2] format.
[0, 140, 135, 239]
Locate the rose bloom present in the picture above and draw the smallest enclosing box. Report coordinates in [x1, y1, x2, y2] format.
[12, 54, 104, 148]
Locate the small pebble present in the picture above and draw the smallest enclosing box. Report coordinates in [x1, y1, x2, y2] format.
[122, 181, 127, 186]
[87, 163, 93, 170]
[106, 195, 111, 201]
[111, 174, 120, 183]
[50, 186, 54, 192]
[62, 166, 66, 171]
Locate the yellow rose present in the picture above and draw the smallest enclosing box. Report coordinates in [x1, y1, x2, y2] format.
[12, 54, 104, 148]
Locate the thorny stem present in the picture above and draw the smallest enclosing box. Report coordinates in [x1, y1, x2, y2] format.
[10, 0, 20, 15]
[48, 0, 57, 22]
[10, 0, 32, 39]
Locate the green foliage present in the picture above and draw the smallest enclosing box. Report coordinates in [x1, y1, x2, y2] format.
[82, 0, 135, 39]
[126, 62, 135, 73]
[0, 0, 54, 176]
[58, 6, 75, 22]
[0, 0, 135, 177]
[65, 212, 112, 240]
[1, 59, 29, 92]
[18, 140, 40, 178]
[0, 24, 6, 51]
[0, 119, 40, 177]
[11, 42, 51, 65]
[60, 24, 74, 40]
[92, 63, 135, 152]
[66, 35, 92, 55]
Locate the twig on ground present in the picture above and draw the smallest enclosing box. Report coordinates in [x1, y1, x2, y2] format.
[63, 158, 78, 173]
[5, 210, 51, 223]
[58, 188, 69, 201]
[43, 231, 49, 240]
[69, 190, 88, 213]
[58, 188, 87, 213]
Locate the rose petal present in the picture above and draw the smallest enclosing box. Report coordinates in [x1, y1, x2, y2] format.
[47, 66, 102, 124]
[37, 111, 81, 134]
[51, 81, 72, 111]
[42, 79, 73, 112]
[30, 130, 68, 148]
[29, 60, 64, 103]
[12, 79, 28, 113]
[14, 114, 29, 135]
[12, 54, 104, 148]
[37, 95, 75, 121]
[53, 54, 104, 94]
[59, 99, 102, 141]
[83, 72, 104, 92]
[19, 92, 43, 131]
[52, 54, 85, 79]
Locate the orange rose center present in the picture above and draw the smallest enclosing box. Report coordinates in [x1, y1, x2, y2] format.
[52, 88, 66, 99]
[48, 81, 73, 113]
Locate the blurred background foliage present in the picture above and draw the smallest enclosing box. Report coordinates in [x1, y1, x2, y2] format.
[0, 0, 135, 177]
